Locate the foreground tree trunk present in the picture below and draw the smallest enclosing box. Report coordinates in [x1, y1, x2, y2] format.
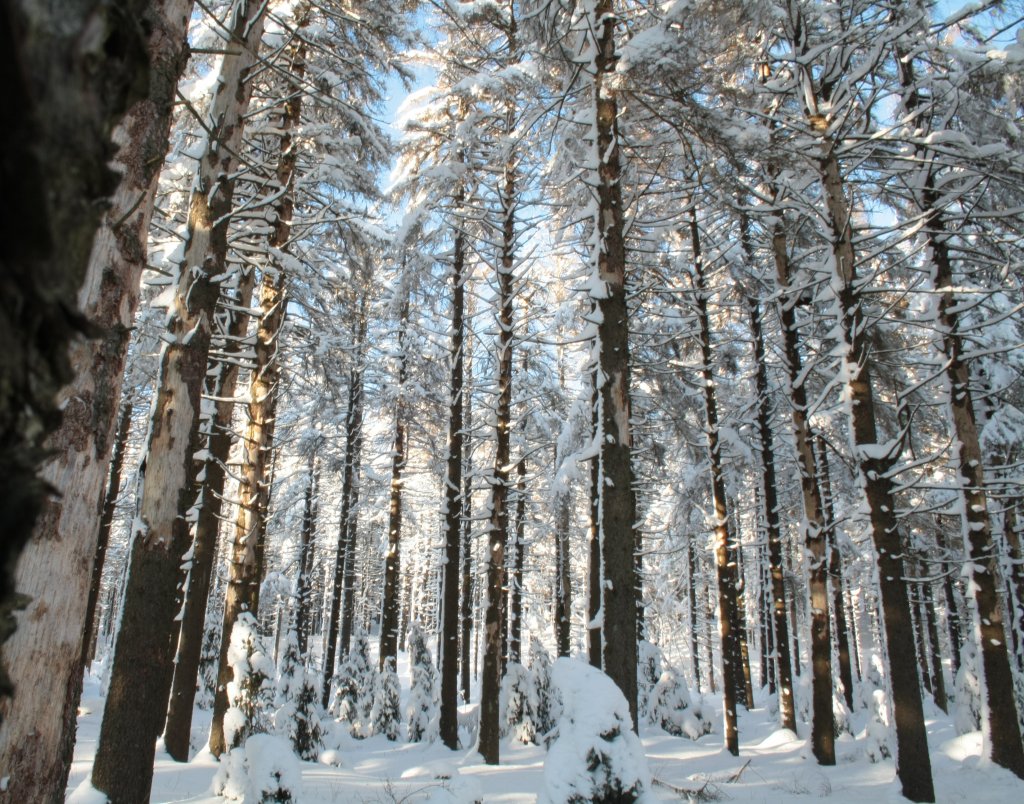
[0, 1, 178, 799]
[589, 0, 639, 729]
[820, 146, 934, 801]
[90, 4, 266, 798]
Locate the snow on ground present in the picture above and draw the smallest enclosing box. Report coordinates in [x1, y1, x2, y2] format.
[67, 667, 1024, 803]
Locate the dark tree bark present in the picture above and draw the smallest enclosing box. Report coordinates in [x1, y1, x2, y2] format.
[820, 146, 934, 801]
[746, 296, 796, 731]
[460, 338, 475, 699]
[689, 209, 741, 756]
[587, 391, 602, 670]
[479, 132, 514, 761]
[381, 294, 409, 669]
[295, 448, 320, 656]
[440, 178, 469, 751]
[590, 0, 639, 729]
[554, 470, 572, 659]
[814, 435, 855, 711]
[339, 336, 367, 658]
[509, 453, 526, 664]
[91, 4, 266, 798]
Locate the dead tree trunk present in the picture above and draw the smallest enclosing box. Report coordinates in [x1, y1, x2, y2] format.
[91, 4, 266, 797]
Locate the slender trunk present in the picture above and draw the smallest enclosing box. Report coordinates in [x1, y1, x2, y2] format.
[554, 483, 572, 658]
[921, 172, 1024, 779]
[163, 267, 256, 760]
[815, 435, 855, 710]
[381, 296, 409, 668]
[0, 2, 189, 799]
[321, 372, 360, 706]
[441, 171, 469, 751]
[479, 129, 514, 761]
[91, 4, 265, 797]
[746, 296, 796, 730]
[295, 451, 320, 656]
[820, 146, 934, 800]
[689, 209, 740, 755]
[83, 395, 134, 669]
[588, 397, 602, 669]
[339, 353, 366, 657]
[689, 538, 701, 693]
[460, 327, 475, 700]
[922, 572, 948, 713]
[591, 0, 638, 728]
[509, 455, 526, 664]
[769, 205, 834, 764]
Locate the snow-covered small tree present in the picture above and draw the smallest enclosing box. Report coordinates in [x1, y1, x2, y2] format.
[501, 661, 534, 743]
[540, 658, 649, 804]
[224, 612, 275, 750]
[649, 667, 711, 740]
[637, 641, 663, 724]
[332, 630, 375, 739]
[860, 653, 893, 762]
[372, 656, 401, 741]
[274, 628, 324, 760]
[406, 622, 439, 742]
[197, 618, 221, 710]
[529, 638, 558, 742]
[213, 733, 302, 802]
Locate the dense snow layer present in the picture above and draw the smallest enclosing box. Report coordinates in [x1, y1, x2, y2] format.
[68, 664, 1024, 802]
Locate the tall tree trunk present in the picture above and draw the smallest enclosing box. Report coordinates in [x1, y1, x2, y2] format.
[922, 571, 948, 714]
[0, 0, 150, 732]
[479, 127, 515, 761]
[590, 0, 639, 729]
[815, 435, 855, 711]
[90, 4, 266, 798]
[746, 296, 796, 731]
[689, 209, 741, 756]
[440, 172, 469, 751]
[554, 479, 572, 658]
[689, 537, 702, 693]
[163, 267, 256, 761]
[509, 454, 526, 664]
[768, 201, 835, 764]
[381, 295, 409, 669]
[588, 391, 602, 669]
[820, 145, 934, 801]
[0, 1, 182, 799]
[295, 449, 320, 656]
[339, 344, 366, 658]
[82, 394, 134, 670]
[460, 322, 475, 700]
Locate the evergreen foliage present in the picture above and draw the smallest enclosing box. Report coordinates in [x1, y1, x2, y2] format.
[406, 622, 439, 743]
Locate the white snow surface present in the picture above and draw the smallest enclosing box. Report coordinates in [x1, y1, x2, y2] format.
[67, 661, 1024, 802]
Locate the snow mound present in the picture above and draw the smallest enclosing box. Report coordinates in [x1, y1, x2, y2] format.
[540, 657, 651, 803]
[213, 733, 302, 802]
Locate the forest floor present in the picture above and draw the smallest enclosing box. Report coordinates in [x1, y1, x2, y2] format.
[66, 664, 1024, 803]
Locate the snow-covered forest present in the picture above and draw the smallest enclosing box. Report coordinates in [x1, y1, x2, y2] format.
[2, 0, 1024, 801]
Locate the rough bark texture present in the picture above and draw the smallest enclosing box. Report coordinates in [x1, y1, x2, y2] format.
[592, 0, 639, 730]
[459, 341, 475, 699]
[821, 148, 934, 801]
[746, 297, 796, 732]
[587, 391, 602, 670]
[295, 450, 320, 656]
[509, 455, 526, 664]
[90, 4, 266, 798]
[0, 1, 178, 799]
[554, 476, 572, 658]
